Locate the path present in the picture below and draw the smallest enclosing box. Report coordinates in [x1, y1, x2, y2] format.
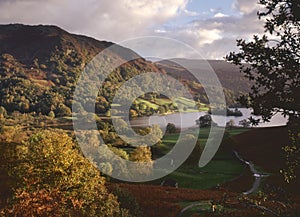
[233, 150, 269, 195]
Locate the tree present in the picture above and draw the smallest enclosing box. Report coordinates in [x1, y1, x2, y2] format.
[130, 145, 153, 176]
[130, 145, 152, 163]
[146, 124, 163, 145]
[226, 119, 235, 129]
[129, 109, 138, 118]
[226, 0, 299, 120]
[196, 114, 217, 128]
[0, 106, 7, 119]
[6, 130, 121, 216]
[239, 119, 251, 128]
[48, 110, 55, 119]
[166, 123, 177, 134]
[226, 0, 300, 182]
[55, 103, 71, 117]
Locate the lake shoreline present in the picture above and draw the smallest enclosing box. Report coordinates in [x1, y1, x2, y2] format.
[129, 108, 288, 129]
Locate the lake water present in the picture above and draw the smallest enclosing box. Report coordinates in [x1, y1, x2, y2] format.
[130, 108, 288, 129]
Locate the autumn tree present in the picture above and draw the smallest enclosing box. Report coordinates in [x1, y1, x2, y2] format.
[0, 106, 7, 119]
[226, 0, 300, 182]
[5, 130, 122, 217]
[130, 145, 153, 175]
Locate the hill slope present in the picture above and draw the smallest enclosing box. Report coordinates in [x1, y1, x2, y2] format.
[155, 59, 252, 106]
[223, 126, 300, 193]
[0, 24, 252, 116]
[0, 24, 160, 116]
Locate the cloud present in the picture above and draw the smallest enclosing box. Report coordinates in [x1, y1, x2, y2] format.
[0, 0, 265, 59]
[153, 0, 264, 59]
[177, 27, 223, 46]
[232, 0, 259, 14]
[214, 12, 229, 18]
[0, 0, 188, 42]
[182, 9, 200, 17]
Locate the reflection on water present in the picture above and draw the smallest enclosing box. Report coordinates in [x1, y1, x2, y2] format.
[130, 108, 288, 129]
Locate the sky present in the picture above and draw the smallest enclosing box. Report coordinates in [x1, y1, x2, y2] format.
[0, 0, 264, 59]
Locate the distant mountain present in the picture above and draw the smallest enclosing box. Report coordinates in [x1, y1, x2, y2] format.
[155, 59, 252, 106]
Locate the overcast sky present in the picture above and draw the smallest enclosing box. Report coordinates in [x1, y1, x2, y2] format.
[0, 0, 264, 59]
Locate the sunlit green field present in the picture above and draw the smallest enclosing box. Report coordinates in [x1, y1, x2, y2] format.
[151, 127, 249, 189]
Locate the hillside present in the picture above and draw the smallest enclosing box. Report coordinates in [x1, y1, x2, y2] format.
[0, 24, 251, 117]
[223, 126, 300, 194]
[0, 24, 161, 116]
[155, 59, 252, 106]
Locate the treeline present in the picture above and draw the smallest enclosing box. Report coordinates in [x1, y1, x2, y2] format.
[0, 49, 183, 118]
[208, 107, 243, 116]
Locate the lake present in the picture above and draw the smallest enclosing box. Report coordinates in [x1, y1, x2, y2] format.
[130, 108, 288, 129]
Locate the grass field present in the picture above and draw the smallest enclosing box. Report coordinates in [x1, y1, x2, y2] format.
[173, 97, 209, 112]
[135, 98, 160, 109]
[136, 96, 209, 112]
[47, 115, 248, 191]
[150, 127, 249, 189]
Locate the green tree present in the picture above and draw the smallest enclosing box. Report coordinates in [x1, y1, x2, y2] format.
[239, 119, 251, 128]
[110, 187, 142, 217]
[197, 114, 216, 128]
[226, 0, 299, 120]
[158, 105, 166, 114]
[184, 140, 202, 165]
[166, 123, 177, 134]
[226, 0, 300, 182]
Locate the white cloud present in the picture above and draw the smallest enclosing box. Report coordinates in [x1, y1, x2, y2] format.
[232, 0, 260, 14]
[155, 0, 264, 59]
[180, 28, 222, 46]
[183, 9, 199, 16]
[0, 0, 265, 59]
[214, 12, 229, 18]
[124, 0, 187, 19]
[154, 29, 167, 33]
[0, 0, 188, 42]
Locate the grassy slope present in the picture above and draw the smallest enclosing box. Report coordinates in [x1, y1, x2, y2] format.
[136, 97, 209, 113]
